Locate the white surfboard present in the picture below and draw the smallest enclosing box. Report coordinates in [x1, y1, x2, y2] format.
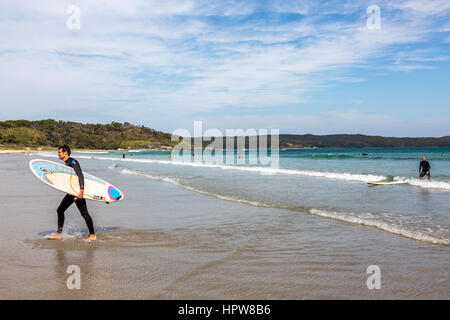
[29, 159, 123, 202]
[367, 180, 409, 186]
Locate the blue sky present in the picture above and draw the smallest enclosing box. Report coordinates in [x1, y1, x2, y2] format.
[0, 0, 449, 136]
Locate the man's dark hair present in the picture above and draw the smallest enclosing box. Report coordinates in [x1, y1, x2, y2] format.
[58, 145, 71, 156]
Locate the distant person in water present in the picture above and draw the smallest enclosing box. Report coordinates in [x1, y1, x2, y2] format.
[122, 152, 126, 159]
[46, 145, 96, 241]
[419, 156, 431, 181]
[441, 153, 445, 157]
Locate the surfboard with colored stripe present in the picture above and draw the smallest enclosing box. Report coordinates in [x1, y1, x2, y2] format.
[29, 159, 123, 203]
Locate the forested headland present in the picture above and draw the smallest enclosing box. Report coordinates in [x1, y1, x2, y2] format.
[0, 119, 178, 150]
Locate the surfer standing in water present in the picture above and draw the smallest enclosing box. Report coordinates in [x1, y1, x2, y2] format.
[47, 145, 97, 241]
[419, 156, 432, 182]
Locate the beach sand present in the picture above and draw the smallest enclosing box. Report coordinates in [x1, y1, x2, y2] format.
[0, 153, 448, 299]
[0, 150, 29, 154]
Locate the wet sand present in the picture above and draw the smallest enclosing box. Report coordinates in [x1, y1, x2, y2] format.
[0, 153, 448, 299]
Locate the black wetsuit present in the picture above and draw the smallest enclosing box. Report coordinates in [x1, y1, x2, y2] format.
[56, 157, 95, 235]
[419, 160, 431, 178]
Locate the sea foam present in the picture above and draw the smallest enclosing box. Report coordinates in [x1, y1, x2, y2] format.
[119, 168, 450, 246]
[308, 208, 449, 245]
[94, 155, 386, 183]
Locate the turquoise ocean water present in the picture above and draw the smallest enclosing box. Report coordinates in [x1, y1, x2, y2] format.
[41, 147, 450, 246]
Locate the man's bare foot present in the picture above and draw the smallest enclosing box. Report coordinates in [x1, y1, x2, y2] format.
[85, 234, 97, 241]
[46, 233, 62, 240]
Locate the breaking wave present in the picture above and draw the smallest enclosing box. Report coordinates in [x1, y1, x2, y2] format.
[119, 168, 450, 246]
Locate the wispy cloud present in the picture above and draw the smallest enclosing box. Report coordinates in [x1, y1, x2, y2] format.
[0, 0, 449, 135]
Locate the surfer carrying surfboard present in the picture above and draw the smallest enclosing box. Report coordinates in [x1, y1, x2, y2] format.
[419, 156, 431, 181]
[46, 145, 97, 241]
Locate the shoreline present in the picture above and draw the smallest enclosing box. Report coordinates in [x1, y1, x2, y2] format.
[2, 145, 450, 153]
[0, 147, 174, 153]
[0, 150, 31, 154]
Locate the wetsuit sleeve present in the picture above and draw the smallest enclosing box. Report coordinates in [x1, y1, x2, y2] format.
[72, 160, 85, 190]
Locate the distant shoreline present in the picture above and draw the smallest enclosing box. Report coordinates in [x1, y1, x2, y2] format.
[0, 147, 172, 155]
[280, 146, 450, 150]
[0, 148, 107, 155]
[0, 150, 31, 154]
[1, 145, 449, 155]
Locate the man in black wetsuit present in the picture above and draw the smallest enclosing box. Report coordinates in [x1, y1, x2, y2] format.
[419, 156, 431, 181]
[47, 145, 97, 241]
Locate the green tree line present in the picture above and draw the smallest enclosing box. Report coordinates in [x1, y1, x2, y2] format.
[278, 134, 450, 148]
[0, 119, 178, 149]
[190, 134, 450, 149]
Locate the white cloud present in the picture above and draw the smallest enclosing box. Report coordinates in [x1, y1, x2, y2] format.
[0, 0, 448, 134]
[392, 0, 450, 16]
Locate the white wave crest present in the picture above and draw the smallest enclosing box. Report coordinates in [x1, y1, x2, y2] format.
[308, 208, 450, 246]
[35, 152, 57, 158]
[407, 179, 450, 191]
[75, 151, 109, 154]
[83, 155, 385, 183]
[120, 168, 275, 207]
[392, 176, 450, 191]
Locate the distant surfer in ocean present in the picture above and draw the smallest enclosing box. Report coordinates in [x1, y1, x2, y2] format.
[419, 156, 431, 182]
[47, 145, 97, 241]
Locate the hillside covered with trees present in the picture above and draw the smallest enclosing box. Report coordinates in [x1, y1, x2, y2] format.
[278, 134, 450, 148]
[190, 134, 450, 149]
[0, 119, 178, 150]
